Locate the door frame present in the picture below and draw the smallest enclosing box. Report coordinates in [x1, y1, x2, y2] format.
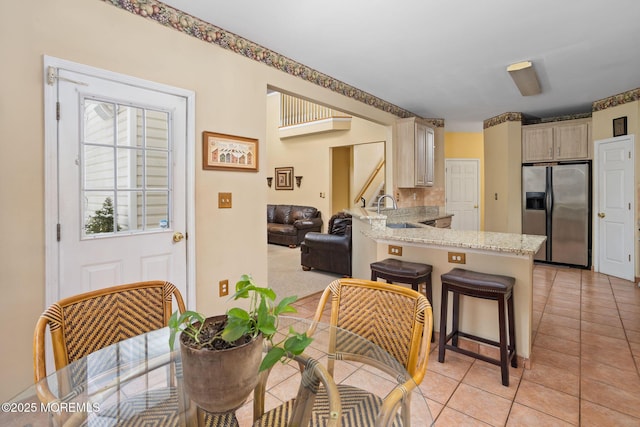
[593, 134, 635, 280]
[445, 158, 480, 231]
[43, 55, 197, 309]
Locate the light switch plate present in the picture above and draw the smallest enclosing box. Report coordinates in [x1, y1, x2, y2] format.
[218, 192, 232, 208]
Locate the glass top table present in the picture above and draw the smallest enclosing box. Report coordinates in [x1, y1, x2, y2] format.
[3, 317, 433, 426]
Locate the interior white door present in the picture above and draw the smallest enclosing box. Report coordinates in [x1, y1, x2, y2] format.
[53, 67, 189, 301]
[596, 136, 634, 281]
[445, 159, 480, 230]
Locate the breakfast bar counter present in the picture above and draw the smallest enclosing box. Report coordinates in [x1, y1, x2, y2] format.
[348, 207, 546, 363]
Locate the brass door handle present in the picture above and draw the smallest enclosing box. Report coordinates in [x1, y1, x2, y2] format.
[173, 232, 185, 242]
[474, 205, 478, 208]
[597, 212, 606, 219]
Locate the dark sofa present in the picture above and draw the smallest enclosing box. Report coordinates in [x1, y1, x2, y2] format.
[300, 212, 352, 276]
[267, 204, 323, 247]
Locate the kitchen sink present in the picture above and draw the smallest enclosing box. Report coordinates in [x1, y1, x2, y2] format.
[386, 222, 420, 229]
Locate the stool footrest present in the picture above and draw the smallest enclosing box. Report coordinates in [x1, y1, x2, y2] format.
[440, 331, 516, 368]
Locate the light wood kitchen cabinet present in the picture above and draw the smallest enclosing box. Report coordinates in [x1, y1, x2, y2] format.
[394, 117, 435, 187]
[522, 119, 591, 163]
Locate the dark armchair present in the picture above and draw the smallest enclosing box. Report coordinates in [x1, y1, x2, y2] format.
[300, 212, 352, 276]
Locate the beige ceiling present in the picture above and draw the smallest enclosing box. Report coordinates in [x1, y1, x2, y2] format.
[162, 0, 640, 131]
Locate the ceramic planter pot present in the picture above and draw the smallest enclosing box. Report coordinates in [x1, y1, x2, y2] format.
[179, 315, 264, 414]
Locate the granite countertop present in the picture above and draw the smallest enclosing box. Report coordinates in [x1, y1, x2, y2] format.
[347, 206, 546, 256]
[348, 205, 452, 223]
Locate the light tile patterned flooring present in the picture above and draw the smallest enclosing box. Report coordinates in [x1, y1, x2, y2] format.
[239, 265, 640, 426]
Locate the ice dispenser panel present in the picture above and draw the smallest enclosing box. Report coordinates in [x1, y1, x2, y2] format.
[526, 192, 545, 210]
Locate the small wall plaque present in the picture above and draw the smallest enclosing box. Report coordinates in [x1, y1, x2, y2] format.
[613, 116, 627, 137]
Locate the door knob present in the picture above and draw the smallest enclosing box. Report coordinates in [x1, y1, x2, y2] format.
[473, 205, 478, 208]
[173, 232, 185, 242]
[597, 212, 606, 219]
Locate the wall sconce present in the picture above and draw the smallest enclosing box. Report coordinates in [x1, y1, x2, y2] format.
[266, 177, 273, 188]
[295, 176, 303, 188]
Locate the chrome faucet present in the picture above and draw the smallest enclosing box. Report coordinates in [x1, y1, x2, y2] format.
[376, 194, 398, 214]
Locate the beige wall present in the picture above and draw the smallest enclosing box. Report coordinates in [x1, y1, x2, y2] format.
[265, 92, 388, 219]
[483, 121, 523, 233]
[0, 0, 398, 400]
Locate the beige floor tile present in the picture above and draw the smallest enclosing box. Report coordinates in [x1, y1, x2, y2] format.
[428, 351, 474, 381]
[461, 361, 520, 400]
[580, 358, 640, 393]
[420, 370, 460, 404]
[434, 407, 492, 426]
[522, 361, 579, 396]
[580, 319, 626, 340]
[506, 403, 575, 426]
[580, 310, 623, 328]
[536, 321, 580, 342]
[529, 346, 580, 376]
[580, 342, 636, 371]
[581, 377, 640, 419]
[580, 400, 640, 427]
[533, 332, 580, 356]
[538, 312, 580, 330]
[448, 383, 512, 426]
[515, 380, 579, 425]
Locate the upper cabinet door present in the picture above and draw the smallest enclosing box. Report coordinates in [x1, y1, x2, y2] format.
[415, 123, 434, 186]
[522, 127, 554, 162]
[395, 117, 435, 187]
[522, 119, 591, 163]
[554, 122, 590, 160]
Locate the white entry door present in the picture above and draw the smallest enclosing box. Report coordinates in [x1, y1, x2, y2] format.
[445, 159, 480, 230]
[596, 136, 634, 281]
[45, 58, 194, 306]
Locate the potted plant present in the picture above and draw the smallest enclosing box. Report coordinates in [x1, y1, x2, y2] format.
[168, 274, 313, 414]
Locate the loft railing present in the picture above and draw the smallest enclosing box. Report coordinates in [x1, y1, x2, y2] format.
[280, 93, 348, 127]
[354, 159, 385, 205]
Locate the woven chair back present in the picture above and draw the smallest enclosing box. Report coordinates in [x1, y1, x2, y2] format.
[326, 278, 430, 378]
[33, 280, 186, 382]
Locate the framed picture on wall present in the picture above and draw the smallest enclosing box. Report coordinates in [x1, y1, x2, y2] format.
[613, 116, 627, 137]
[275, 167, 294, 190]
[202, 131, 258, 171]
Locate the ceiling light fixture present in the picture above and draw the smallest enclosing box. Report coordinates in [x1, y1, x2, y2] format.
[507, 61, 541, 96]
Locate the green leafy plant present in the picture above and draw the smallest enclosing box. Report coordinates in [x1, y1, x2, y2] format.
[169, 274, 313, 372]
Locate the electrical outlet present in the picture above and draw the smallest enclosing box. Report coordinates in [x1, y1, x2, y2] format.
[219, 279, 229, 296]
[388, 245, 403, 256]
[448, 252, 466, 264]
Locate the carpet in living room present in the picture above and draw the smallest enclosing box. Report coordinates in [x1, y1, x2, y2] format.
[267, 244, 342, 301]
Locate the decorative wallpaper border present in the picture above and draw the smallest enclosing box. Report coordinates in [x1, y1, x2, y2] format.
[483, 112, 522, 129]
[101, 0, 433, 121]
[592, 88, 640, 112]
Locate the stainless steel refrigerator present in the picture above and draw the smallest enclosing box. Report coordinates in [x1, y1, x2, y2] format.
[522, 161, 591, 268]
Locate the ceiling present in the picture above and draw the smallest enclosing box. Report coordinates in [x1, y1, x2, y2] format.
[162, 0, 640, 131]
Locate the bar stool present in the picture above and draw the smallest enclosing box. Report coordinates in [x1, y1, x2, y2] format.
[438, 268, 516, 386]
[370, 258, 434, 342]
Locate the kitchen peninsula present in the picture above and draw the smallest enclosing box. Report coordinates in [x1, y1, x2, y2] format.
[348, 206, 546, 364]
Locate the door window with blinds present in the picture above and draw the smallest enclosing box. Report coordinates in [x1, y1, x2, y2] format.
[82, 97, 171, 238]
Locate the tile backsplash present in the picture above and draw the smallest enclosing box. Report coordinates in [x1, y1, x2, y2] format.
[395, 186, 445, 208]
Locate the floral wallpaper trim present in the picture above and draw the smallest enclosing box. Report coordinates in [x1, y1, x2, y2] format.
[592, 88, 640, 112]
[483, 112, 522, 129]
[101, 0, 434, 121]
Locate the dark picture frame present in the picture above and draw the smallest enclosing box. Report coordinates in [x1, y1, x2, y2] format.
[613, 116, 627, 137]
[202, 131, 258, 171]
[275, 167, 294, 190]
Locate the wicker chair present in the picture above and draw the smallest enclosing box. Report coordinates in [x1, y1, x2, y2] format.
[252, 354, 342, 426]
[307, 278, 433, 427]
[33, 281, 186, 426]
